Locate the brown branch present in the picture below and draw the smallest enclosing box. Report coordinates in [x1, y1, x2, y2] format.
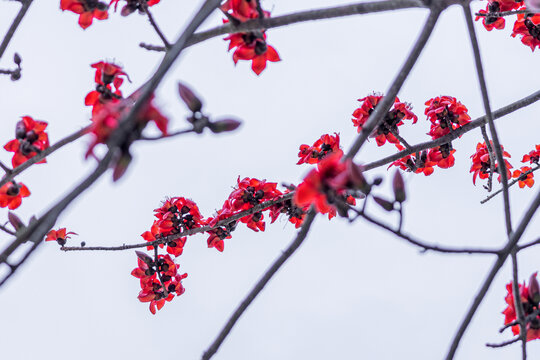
[0, 125, 90, 189]
[0, 161, 12, 174]
[481, 165, 540, 204]
[139, 42, 167, 52]
[364, 89, 540, 171]
[61, 192, 295, 251]
[201, 208, 317, 360]
[141, 1, 171, 49]
[0, 224, 15, 236]
[475, 9, 532, 18]
[139, 128, 194, 141]
[486, 337, 520, 348]
[0, 0, 33, 59]
[349, 207, 500, 255]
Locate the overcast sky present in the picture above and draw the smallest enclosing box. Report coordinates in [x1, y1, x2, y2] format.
[1, 1, 540, 359]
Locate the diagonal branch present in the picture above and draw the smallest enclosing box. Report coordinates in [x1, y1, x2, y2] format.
[0, 0, 34, 59]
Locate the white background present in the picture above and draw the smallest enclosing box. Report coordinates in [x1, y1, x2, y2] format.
[1, 0, 540, 359]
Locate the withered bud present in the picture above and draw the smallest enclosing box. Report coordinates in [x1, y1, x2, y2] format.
[112, 152, 132, 182]
[8, 212, 25, 231]
[529, 273, 540, 304]
[372, 177, 383, 186]
[373, 196, 394, 212]
[208, 119, 242, 133]
[135, 251, 154, 265]
[346, 160, 368, 192]
[10, 71, 21, 81]
[392, 171, 406, 203]
[178, 82, 203, 113]
[13, 53, 21, 66]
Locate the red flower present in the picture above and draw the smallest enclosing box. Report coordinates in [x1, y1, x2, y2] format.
[425, 96, 471, 140]
[512, 13, 540, 51]
[294, 152, 359, 218]
[474, 0, 522, 31]
[522, 145, 540, 164]
[469, 141, 512, 185]
[351, 94, 417, 149]
[85, 93, 168, 159]
[221, 0, 269, 21]
[513, 166, 535, 188]
[152, 197, 205, 234]
[45, 228, 77, 246]
[132, 252, 187, 314]
[60, 0, 109, 29]
[85, 62, 128, 115]
[0, 182, 30, 210]
[390, 151, 435, 176]
[4, 116, 50, 168]
[225, 32, 281, 75]
[269, 190, 308, 229]
[297, 133, 342, 165]
[427, 144, 456, 169]
[503, 273, 540, 341]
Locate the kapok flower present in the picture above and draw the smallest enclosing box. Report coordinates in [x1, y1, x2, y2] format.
[221, 0, 269, 21]
[297, 133, 342, 165]
[110, 0, 161, 16]
[513, 166, 535, 188]
[85, 62, 128, 115]
[132, 252, 187, 314]
[269, 190, 309, 229]
[351, 94, 417, 149]
[294, 152, 362, 218]
[522, 145, 540, 164]
[4, 116, 50, 168]
[427, 144, 456, 169]
[45, 228, 77, 246]
[390, 151, 435, 176]
[152, 197, 205, 235]
[512, 13, 540, 51]
[475, 2, 506, 31]
[503, 272, 540, 341]
[226, 31, 281, 75]
[60, 0, 109, 29]
[425, 96, 471, 140]
[0, 181, 30, 210]
[469, 141, 512, 185]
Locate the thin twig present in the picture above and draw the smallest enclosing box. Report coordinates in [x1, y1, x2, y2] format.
[486, 337, 520, 348]
[140, 128, 194, 141]
[0, 224, 15, 236]
[141, 1, 171, 49]
[201, 209, 317, 360]
[346, 6, 442, 160]
[517, 237, 540, 251]
[350, 207, 499, 255]
[481, 165, 540, 204]
[0, 0, 34, 59]
[475, 9, 532, 18]
[0, 125, 90, 189]
[139, 42, 167, 52]
[364, 89, 540, 171]
[511, 250, 528, 358]
[0, 161, 12, 174]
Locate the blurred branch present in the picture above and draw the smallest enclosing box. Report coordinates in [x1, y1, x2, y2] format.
[0, 0, 33, 59]
[202, 209, 317, 360]
[140, 128, 194, 141]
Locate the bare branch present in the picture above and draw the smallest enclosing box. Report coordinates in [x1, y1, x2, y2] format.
[0, 0, 33, 59]
[481, 165, 540, 204]
[486, 336, 520, 348]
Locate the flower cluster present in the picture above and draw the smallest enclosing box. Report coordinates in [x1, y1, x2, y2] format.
[470, 141, 513, 184]
[4, 116, 50, 168]
[297, 133, 342, 165]
[85, 61, 128, 115]
[475, 0, 523, 31]
[131, 251, 187, 314]
[351, 94, 417, 149]
[45, 228, 77, 246]
[222, 0, 281, 75]
[512, 13, 540, 51]
[425, 96, 471, 140]
[503, 273, 540, 341]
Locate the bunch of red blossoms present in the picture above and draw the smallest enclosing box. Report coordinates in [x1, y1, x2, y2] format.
[470, 141, 513, 184]
[351, 94, 417, 149]
[297, 133, 342, 165]
[3, 116, 50, 168]
[222, 0, 281, 75]
[425, 96, 471, 140]
[391, 151, 436, 176]
[503, 273, 540, 341]
[294, 152, 362, 219]
[475, 0, 523, 31]
[141, 197, 205, 257]
[131, 251, 187, 314]
[522, 144, 540, 164]
[512, 13, 540, 51]
[85, 61, 128, 115]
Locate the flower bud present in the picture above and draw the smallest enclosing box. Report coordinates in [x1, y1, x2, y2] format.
[13, 53, 21, 66]
[208, 119, 242, 133]
[529, 272, 540, 304]
[392, 170, 406, 203]
[8, 212, 25, 231]
[136, 251, 154, 265]
[373, 196, 394, 212]
[346, 160, 369, 192]
[112, 152, 132, 182]
[178, 82, 203, 113]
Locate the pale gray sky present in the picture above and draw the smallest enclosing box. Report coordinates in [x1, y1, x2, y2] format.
[1, 1, 540, 359]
